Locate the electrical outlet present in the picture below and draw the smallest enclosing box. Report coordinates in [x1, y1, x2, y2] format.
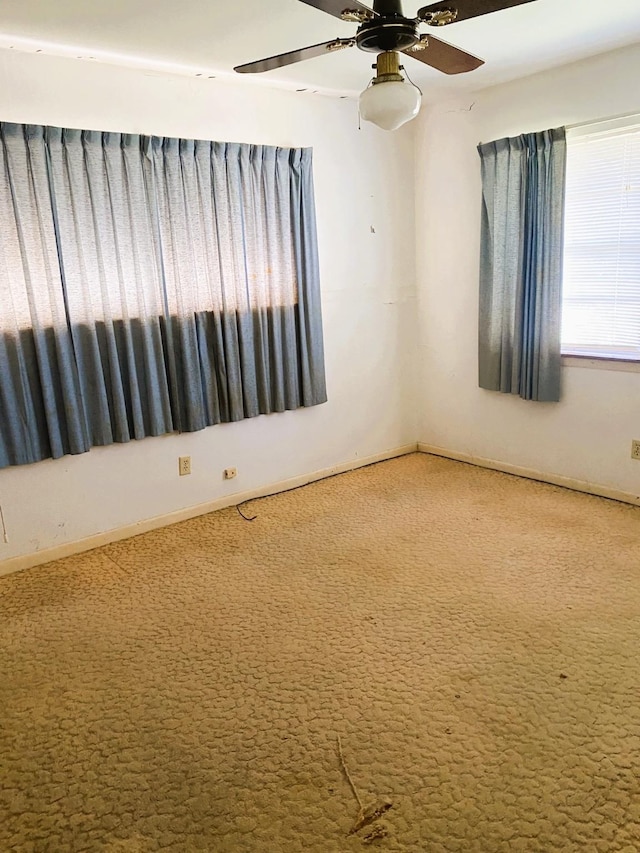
[179, 456, 191, 476]
[632, 440, 640, 461]
[223, 467, 237, 480]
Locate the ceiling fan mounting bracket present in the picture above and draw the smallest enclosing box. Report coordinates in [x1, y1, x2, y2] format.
[420, 8, 459, 26]
[407, 35, 429, 51]
[326, 38, 357, 51]
[340, 8, 376, 22]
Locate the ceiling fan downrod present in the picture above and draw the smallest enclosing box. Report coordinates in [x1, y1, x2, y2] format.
[372, 0, 404, 15]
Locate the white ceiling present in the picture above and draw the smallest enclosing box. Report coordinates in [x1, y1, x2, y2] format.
[0, 0, 639, 98]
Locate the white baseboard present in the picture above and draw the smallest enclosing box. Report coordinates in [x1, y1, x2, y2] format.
[0, 443, 418, 578]
[418, 443, 640, 508]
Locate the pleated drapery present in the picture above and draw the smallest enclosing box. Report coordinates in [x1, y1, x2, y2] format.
[478, 128, 566, 402]
[0, 124, 327, 468]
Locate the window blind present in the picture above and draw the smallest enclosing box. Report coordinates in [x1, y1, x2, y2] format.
[562, 116, 640, 360]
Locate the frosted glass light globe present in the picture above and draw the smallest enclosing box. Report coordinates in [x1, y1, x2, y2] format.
[359, 79, 422, 131]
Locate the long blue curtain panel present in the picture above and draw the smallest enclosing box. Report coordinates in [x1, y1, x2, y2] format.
[478, 127, 566, 402]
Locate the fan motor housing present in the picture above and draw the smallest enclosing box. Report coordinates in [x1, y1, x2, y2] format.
[355, 17, 419, 53]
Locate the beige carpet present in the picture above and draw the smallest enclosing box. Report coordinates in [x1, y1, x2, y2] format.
[2, 453, 640, 852]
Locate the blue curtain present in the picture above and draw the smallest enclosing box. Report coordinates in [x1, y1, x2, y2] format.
[478, 128, 566, 402]
[0, 124, 327, 468]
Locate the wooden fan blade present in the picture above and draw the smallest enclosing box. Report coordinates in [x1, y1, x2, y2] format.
[418, 0, 537, 25]
[403, 35, 483, 74]
[298, 0, 377, 22]
[234, 38, 355, 73]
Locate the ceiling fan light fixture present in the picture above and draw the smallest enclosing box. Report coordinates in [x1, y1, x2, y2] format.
[358, 51, 422, 131]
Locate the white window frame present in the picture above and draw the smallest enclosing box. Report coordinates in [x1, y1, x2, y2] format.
[561, 113, 640, 363]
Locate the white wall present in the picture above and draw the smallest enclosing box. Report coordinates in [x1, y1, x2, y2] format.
[415, 43, 640, 497]
[0, 49, 418, 562]
[4, 41, 640, 565]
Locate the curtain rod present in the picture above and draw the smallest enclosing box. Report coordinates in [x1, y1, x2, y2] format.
[566, 110, 640, 130]
[478, 110, 639, 146]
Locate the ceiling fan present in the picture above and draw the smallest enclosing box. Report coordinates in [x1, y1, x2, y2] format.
[234, 0, 537, 129]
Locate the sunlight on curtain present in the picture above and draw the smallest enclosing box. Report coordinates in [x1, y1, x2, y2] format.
[0, 124, 326, 468]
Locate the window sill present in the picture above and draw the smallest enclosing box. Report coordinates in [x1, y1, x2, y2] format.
[562, 354, 640, 373]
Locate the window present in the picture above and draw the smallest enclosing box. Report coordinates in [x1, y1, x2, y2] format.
[562, 116, 640, 360]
